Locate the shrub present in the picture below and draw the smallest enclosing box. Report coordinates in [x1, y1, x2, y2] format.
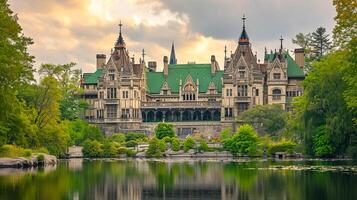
[268, 140, 297, 155]
[162, 136, 172, 143]
[126, 149, 136, 157]
[82, 139, 103, 158]
[37, 154, 45, 162]
[220, 128, 232, 140]
[103, 141, 118, 157]
[0, 145, 28, 158]
[125, 132, 148, 142]
[158, 140, 167, 152]
[34, 147, 49, 154]
[183, 136, 195, 152]
[171, 138, 181, 151]
[110, 133, 126, 144]
[125, 140, 138, 148]
[155, 123, 175, 139]
[24, 150, 32, 157]
[146, 138, 163, 158]
[223, 124, 259, 156]
[198, 140, 209, 152]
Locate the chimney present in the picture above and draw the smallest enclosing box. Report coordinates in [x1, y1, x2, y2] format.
[211, 55, 217, 76]
[96, 54, 106, 69]
[163, 56, 168, 78]
[294, 48, 304, 68]
[148, 61, 157, 72]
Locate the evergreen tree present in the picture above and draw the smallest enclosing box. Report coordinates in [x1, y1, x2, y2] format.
[310, 27, 332, 59]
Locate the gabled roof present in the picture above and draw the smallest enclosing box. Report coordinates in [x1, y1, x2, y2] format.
[146, 64, 223, 94]
[83, 69, 103, 84]
[264, 52, 305, 78]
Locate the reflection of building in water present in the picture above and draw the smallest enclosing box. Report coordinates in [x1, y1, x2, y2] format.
[68, 159, 83, 171]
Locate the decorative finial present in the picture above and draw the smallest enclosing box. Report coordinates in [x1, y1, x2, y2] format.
[224, 45, 227, 60]
[142, 49, 145, 63]
[280, 35, 284, 52]
[119, 21, 122, 33]
[242, 14, 246, 28]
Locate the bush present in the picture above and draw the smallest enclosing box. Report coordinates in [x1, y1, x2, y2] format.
[162, 136, 172, 143]
[155, 123, 175, 139]
[125, 140, 138, 148]
[110, 133, 126, 144]
[183, 136, 195, 152]
[146, 138, 163, 158]
[34, 147, 49, 154]
[82, 139, 103, 158]
[268, 140, 297, 155]
[37, 154, 45, 162]
[24, 149, 32, 157]
[220, 128, 232, 140]
[103, 141, 118, 157]
[171, 138, 181, 151]
[125, 132, 148, 142]
[158, 140, 167, 152]
[0, 145, 29, 158]
[223, 124, 259, 156]
[198, 140, 209, 152]
[126, 149, 136, 157]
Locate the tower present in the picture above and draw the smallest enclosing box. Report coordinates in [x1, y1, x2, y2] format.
[169, 42, 177, 64]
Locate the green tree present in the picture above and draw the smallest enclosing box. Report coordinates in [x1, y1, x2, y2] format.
[82, 139, 103, 158]
[183, 136, 195, 152]
[292, 32, 312, 50]
[310, 27, 332, 59]
[223, 125, 259, 156]
[125, 132, 147, 142]
[155, 123, 175, 139]
[198, 140, 209, 152]
[238, 104, 287, 135]
[313, 126, 335, 157]
[220, 128, 232, 141]
[332, 0, 357, 48]
[146, 137, 163, 158]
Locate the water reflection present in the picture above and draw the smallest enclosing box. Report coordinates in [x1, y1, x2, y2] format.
[0, 160, 356, 200]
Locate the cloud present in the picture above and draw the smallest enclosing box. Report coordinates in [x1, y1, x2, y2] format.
[8, 0, 335, 73]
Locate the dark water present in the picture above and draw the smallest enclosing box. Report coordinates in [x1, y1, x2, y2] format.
[0, 159, 357, 200]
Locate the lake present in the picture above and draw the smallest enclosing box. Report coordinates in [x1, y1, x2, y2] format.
[0, 159, 356, 200]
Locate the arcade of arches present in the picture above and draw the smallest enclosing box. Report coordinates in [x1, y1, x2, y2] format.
[142, 108, 221, 122]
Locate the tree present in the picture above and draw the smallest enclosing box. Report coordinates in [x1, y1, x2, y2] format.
[223, 125, 259, 156]
[313, 126, 335, 157]
[237, 104, 287, 135]
[146, 137, 163, 158]
[198, 140, 209, 152]
[82, 139, 103, 158]
[125, 132, 147, 142]
[155, 123, 175, 139]
[310, 27, 332, 59]
[171, 138, 181, 151]
[332, 0, 357, 48]
[292, 33, 312, 50]
[220, 128, 232, 141]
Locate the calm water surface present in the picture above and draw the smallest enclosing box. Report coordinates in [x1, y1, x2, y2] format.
[0, 159, 356, 200]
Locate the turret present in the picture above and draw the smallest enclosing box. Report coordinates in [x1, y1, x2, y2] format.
[96, 54, 106, 69]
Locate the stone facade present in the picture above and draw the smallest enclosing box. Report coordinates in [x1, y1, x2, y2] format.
[81, 19, 305, 136]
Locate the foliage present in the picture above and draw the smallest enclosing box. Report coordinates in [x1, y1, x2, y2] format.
[158, 140, 167, 152]
[332, 0, 357, 48]
[294, 51, 355, 156]
[268, 140, 297, 155]
[220, 128, 232, 141]
[198, 140, 209, 152]
[102, 141, 119, 158]
[155, 123, 175, 139]
[310, 27, 332, 59]
[162, 136, 173, 143]
[110, 133, 126, 144]
[0, 145, 32, 158]
[313, 126, 335, 157]
[183, 136, 195, 152]
[125, 140, 138, 148]
[82, 139, 103, 158]
[38, 121, 70, 157]
[171, 138, 181, 151]
[238, 104, 287, 135]
[125, 132, 148, 142]
[292, 33, 312, 50]
[67, 119, 104, 146]
[223, 125, 259, 156]
[36, 154, 45, 162]
[146, 138, 163, 158]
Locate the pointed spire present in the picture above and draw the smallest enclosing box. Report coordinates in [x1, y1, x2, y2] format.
[224, 45, 227, 61]
[142, 49, 145, 64]
[279, 35, 284, 53]
[169, 42, 177, 64]
[115, 21, 126, 48]
[239, 14, 249, 45]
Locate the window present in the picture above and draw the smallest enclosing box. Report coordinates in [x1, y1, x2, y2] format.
[255, 89, 259, 96]
[122, 91, 129, 99]
[238, 85, 248, 96]
[272, 89, 282, 100]
[163, 90, 168, 95]
[99, 91, 104, 99]
[109, 74, 115, 81]
[226, 89, 232, 97]
[107, 88, 116, 99]
[225, 107, 233, 117]
[238, 66, 245, 78]
[97, 109, 104, 119]
[121, 109, 130, 118]
[106, 105, 117, 118]
[238, 103, 248, 113]
[134, 90, 138, 98]
[273, 73, 281, 80]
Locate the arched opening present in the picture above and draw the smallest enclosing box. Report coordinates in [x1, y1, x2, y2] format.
[213, 110, 221, 121]
[193, 110, 201, 121]
[142, 111, 146, 122]
[147, 111, 155, 122]
[165, 110, 172, 122]
[272, 88, 282, 100]
[203, 110, 212, 121]
[156, 111, 163, 122]
[182, 110, 192, 121]
[173, 111, 180, 122]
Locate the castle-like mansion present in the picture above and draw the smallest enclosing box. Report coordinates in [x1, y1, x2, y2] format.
[81, 18, 305, 136]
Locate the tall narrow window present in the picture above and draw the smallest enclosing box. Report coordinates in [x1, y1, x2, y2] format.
[107, 88, 116, 99]
[272, 89, 282, 100]
[106, 105, 117, 118]
[122, 91, 129, 99]
[238, 85, 248, 96]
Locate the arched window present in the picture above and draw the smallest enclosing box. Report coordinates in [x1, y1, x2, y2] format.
[272, 89, 282, 100]
[182, 83, 196, 101]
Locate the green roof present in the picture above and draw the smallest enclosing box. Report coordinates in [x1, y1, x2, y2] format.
[264, 52, 305, 78]
[146, 64, 223, 94]
[83, 69, 103, 84]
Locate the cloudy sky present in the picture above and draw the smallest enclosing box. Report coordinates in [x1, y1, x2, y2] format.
[9, 0, 336, 72]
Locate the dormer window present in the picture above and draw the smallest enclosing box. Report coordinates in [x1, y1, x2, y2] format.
[109, 74, 115, 81]
[273, 73, 281, 80]
[238, 66, 245, 78]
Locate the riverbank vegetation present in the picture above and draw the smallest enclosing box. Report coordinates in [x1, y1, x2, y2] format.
[0, 0, 355, 159]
